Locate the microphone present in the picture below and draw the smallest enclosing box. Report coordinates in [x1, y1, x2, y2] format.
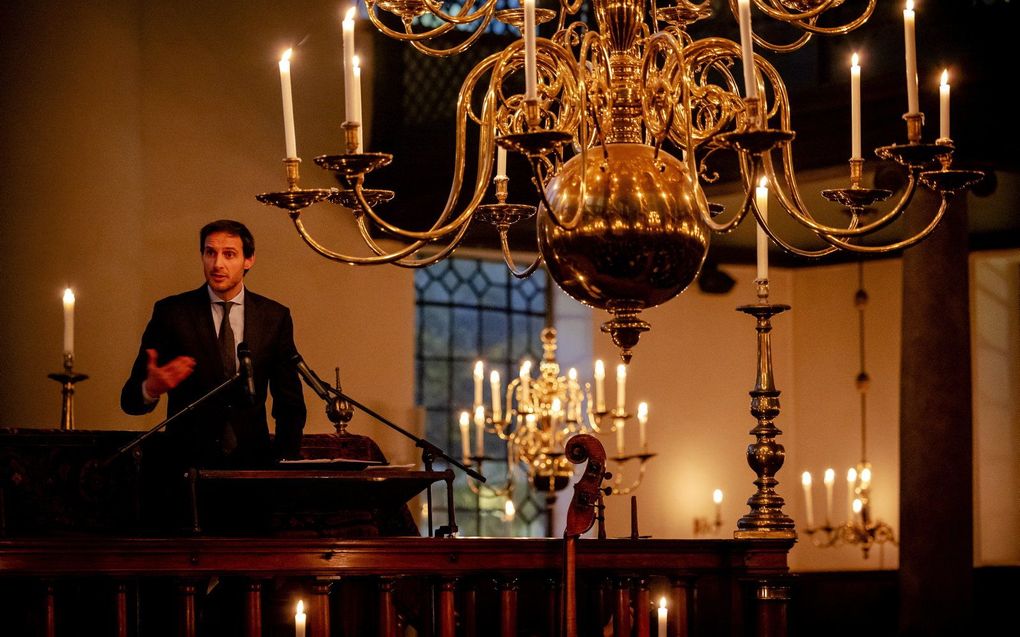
[237, 342, 256, 403]
[292, 353, 330, 400]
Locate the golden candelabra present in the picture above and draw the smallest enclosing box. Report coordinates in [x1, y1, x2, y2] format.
[256, 0, 984, 537]
[462, 327, 654, 509]
[800, 261, 896, 557]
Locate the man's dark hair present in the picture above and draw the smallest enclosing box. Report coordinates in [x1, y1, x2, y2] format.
[200, 219, 255, 258]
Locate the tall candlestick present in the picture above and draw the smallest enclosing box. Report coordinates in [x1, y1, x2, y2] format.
[594, 360, 606, 412]
[474, 405, 485, 458]
[278, 49, 297, 159]
[459, 411, 470, 463]
[823, 468, 835, 526]
[939, 69, 950, 140]
[850, 52, 861, 160]
[490, 370, 502, 421]
[295, 600, 306, 637]
[523, 0, 538, 101]
[62, 288, 75, 358]
[846, 467, 857, 521]
[755, 177, 769, 281]
[473, 360, 484, 409]
[352, 55, 365, 151]
[615, 418, 625, 456]
[342, 7, 358, 125]
[737, 0, 757, 99]
[637, 402, 648, 449]
[903, 1, 919, 115]
[496, 146, 507, 179]
[657, 598, 668, 636]
[616, 363, 626, 412]
[801, 471, 815, 529]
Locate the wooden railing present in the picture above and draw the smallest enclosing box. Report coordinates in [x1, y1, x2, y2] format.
[0, 536, 794, 637]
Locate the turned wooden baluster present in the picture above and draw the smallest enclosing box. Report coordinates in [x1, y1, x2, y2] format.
[378, 578, 399, 637]
[462, 584, 478, 637]
[670, 577, 692, 637]
[178, 581, 197, 637]
[499, 577, 519, 637]
[311, 581, 332, 637]
[43, 581, 56, 637]
[755, 582, 790, 637]
[635, 577, 650, 637]
[243, 579, 263, 637]
[115, 582, 129, 637]
[613, 577, 632, 637]
[437, 578, 456, 637]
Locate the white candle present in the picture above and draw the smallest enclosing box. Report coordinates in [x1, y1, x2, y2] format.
[637, 402, 648, 450]
[342, 7, 358, 124]
[490, 370, 502, 422]
[352, 55, 365, 151]
[846, 467, 857, 521]
[551, 397, 562, 430]
[459, 411, 471, 463]
[755, 177, 769, 282]
[823, 468, 835, 526]
[713, 488, 723, 521]
[903, 1, 919, 115]
[615, 418, 625, 456]
[616, 363, 626, 412]
[523, 0, 538, 101]
[474, 405, 485, 457]
[657, 598, 668, 636]
[62, 288, 75, 358]
[566, 367, 578, 420]
[473, 361, 484, 409]
[594, 360, 606, 412]
[852, 497, 863, 523]
[939, 69, 950, 140]
[519, 360, 532, 404]
[505, 499, 516, 536]
[801, 471, 815, 529]
[295, 600, 306, 637]
[497, 146, 507, 179]
[859, 466, 872, 489]
[737, 0, 757, 99]
[278, 49, 297, 159]
[850, 52, 861, 160]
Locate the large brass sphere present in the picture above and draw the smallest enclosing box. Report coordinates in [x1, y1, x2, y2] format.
[538, 143, 710, 315]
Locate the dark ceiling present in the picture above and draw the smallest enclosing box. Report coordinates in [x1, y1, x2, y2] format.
[356, 0, 1016, 265]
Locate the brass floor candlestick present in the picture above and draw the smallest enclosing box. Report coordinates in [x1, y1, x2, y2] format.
[734, 283, 796, 539]
[48, 354, 87, 431]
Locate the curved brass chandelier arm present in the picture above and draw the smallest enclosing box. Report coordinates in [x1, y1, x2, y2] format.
[817, 196, 950, 254]
[409, 12, 495, 57]
[420, 0, 493, 25]
[366, 3, 457, 43]
[499, 229, 544, 279]
[290, 215, 429, 265]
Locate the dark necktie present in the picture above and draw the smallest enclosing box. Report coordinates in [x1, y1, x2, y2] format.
[216, 301, 238, 455]
[217, 301, 236, 377]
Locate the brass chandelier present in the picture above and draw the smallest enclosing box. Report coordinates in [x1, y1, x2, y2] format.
[257, 0, 983, 364]
[460, 327, 653, 505]
[800, 261, 896, 558]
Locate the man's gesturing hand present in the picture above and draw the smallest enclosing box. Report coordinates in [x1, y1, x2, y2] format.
[142, 348, 196, 398]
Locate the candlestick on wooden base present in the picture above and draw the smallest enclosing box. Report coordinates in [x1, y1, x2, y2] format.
[48, 353, 88, 431]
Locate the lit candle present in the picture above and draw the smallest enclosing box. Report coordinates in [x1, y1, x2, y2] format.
[352, 54, 364, 151]
[850, 52, 861, 160]
[551, 397, 562, 429]
[713, 488, 723, 522]
[567, 367, 578, 420]
[852, 497, 863, 523]
[519, 360, 532, 404]
[657, 597, 668, 636]
[474, 405, 485, 458]
[823, 468, 835, 526]
[497, 146, 507, 179]
[62, 288, 75, 358]
[860, 466, 872, 489]
[295, 600, 306, 637]
[801, 471, 815, 529]
[637, 402, 648, 450]
[615, 418, 625, 456]
[737, 0, 757, 99]
[459, 411, 470, 463]
[755, 177, 769, 282]
[846, 467, 857, 521]
[594, 360, 606, 412]
[342, 7, 358, 124]
[616, 363, 626, 412]
[490, 370, 502, 422]
[473, 361, 484, 409]
[939, 69, 950, 141]
[278, 49, 297, 159]
[903, 0, 919, 115]
[523, 0, 538, 101]
[505, 498, 516, 536]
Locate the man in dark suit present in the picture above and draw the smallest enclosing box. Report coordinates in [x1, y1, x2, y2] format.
[121, 219, 306, 469]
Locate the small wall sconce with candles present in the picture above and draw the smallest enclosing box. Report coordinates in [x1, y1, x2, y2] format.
[693, 489, 724, 537]
[800, 262, 897, 558]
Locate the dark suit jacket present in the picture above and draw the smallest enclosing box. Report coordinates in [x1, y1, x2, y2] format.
[121, 286, 306, 467]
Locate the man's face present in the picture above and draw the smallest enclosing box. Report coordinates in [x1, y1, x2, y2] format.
[202, 232, 254, 300]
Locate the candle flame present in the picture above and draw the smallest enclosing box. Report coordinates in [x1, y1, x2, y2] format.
[905, 0, 914, 12]
[659, 597, 667, 609]
[758, 176, 768, 189]
[637, 402, 648, 419]
[852, 498, 863, 514]
[568, 367, 577, 380]
[713, 488, 723, 504]
[594, 359, 605, 376]
[459, 411, 469, 427]
[296, 600, 305, 614]
[520, 359, 532, 377]
[616, 363, 626, 378]
[851, 52, 859, 67]
[63, 288, 75, 303]
[801, 471, 812, 486]
[847, 467, 857, 482]
[352, 54, 361, 71]
[504, 499, 515, 517]
[281, 48, 293, 62]
[940, 68, 949, 87]
[474, 360, 483, 377]
[490, 369, 500, 383]
[344, 6, 356, 21]
[823, 468, 835, 485]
